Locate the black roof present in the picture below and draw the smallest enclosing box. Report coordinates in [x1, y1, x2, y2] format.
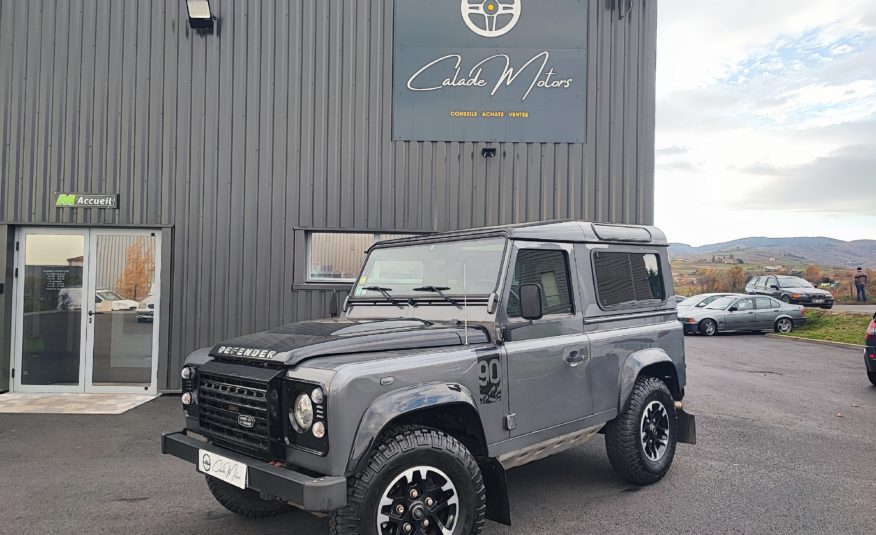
[371, 220, 668, 250]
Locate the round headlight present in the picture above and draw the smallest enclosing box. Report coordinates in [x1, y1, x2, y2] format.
[181, 367, 193, 380]
[181, 392, 193, 405]
[292, 393, 314, 431]
[312, 421, 326, 439]
[311, 387, 324, 405]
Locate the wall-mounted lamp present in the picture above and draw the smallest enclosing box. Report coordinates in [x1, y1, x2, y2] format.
[481, 148, 497, 158]
[186, 0, 216, 34]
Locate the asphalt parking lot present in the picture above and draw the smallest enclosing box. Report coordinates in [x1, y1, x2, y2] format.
[2, 334, 875, 535]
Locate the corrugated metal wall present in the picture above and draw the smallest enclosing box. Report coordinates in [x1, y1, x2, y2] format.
[0, 0, 657, 390]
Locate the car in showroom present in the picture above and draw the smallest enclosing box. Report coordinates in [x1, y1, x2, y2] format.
[866, 313, 876, 386]
[678, 294, 805, 336]
[677, 293, 739, 310]
[745, 275, 834, 308]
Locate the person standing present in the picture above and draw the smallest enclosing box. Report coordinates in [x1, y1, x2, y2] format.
[854, 268, 869, 302]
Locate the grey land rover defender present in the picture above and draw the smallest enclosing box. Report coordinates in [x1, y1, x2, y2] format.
[162, 220, 696, 535]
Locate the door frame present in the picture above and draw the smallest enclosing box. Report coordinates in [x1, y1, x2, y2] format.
[10, 227, 161, 394]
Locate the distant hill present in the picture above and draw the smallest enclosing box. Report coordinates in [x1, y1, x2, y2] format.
[668, 237, 876, 269]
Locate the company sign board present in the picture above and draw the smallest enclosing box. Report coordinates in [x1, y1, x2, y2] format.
[393, 0, 588, 143]
[54, 193, 119, 209]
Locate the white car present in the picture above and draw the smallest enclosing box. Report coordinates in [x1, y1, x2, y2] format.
[137, 294, 156, 322]
[95, 290, 139, 312]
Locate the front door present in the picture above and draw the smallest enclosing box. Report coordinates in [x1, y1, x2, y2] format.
[724, 297, 756, 331]
[500, 242, 592, 438]
[12, 228, 161, 393]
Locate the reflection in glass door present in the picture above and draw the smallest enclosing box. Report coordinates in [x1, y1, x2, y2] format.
[13, 228, 161, 394]
[85, 231, 160, 391]
[16, 231, 88, 391]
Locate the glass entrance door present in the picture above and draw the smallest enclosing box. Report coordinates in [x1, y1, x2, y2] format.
[12, 228, 161, 394]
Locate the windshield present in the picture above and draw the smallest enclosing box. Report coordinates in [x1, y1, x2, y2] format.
[352, 238, 506, 297]
[97, 291, 124, 301]
[777, 276, 813, 288]
[705, 296, 736, 310]
[679, 294, 725, 308]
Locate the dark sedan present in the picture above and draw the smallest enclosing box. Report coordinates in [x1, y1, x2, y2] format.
[866, 313, 876, 386]
[746, 275, 834, 309]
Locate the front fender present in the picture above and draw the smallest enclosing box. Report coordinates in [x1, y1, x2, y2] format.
[346, 382, 479, 475]
[619, 348, 679, 408]
[184, 347, 214, 366]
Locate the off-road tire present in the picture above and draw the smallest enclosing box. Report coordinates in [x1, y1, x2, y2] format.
[605, 377, 678, 485]
[699, 319, 717, 336]
[330, 426, 486, 535]
[205, 474, 292, 518]
[868, 372, 876, 386]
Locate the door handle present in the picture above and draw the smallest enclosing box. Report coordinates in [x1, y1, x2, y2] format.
[564, 350, 586, 367]
[88, 311, 95, 316]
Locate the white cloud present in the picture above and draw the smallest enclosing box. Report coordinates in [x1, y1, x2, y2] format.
[654, 0, 876, 246]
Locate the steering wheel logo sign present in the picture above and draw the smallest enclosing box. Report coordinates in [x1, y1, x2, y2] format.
[460, 0, 521, 38]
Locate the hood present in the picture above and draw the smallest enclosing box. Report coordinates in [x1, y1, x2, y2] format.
[209, 318, 491, 367]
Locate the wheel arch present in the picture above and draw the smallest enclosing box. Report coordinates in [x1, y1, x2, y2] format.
[619, 349, 682, 410]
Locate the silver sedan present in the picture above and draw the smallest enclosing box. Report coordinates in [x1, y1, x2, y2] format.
[677, 295, 806, 336]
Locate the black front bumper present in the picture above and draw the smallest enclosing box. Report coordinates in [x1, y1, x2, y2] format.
[161, 430, 347, 511]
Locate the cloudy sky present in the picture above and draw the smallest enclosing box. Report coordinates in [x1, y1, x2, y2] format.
[653, 0, 876, 246]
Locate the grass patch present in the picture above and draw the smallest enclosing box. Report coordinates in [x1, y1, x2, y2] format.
[780, 309, 871, 346]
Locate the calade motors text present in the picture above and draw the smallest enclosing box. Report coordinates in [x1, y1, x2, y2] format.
[161, 220, 696, 535]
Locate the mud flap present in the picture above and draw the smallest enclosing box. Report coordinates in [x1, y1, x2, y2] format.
[479, 457, 511, 526]
[677, 408, 697, 444]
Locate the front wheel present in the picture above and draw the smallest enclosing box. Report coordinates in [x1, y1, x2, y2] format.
[775, 318, 793, 333]
[330, 427, 486, 535]
[605, 377, 678, 485]
[699, 319, 718, 336]
[868, 372, 876, 386]
[781, 295, 792, 304]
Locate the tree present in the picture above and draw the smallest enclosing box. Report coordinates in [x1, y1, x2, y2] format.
[115, 240, 155, 301]
[725, 266, 745, 293]
[699, 269, 722, 293]
[803, 265, 821, 284]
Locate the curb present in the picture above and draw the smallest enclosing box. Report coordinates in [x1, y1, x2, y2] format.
[766, 333, 864, 350]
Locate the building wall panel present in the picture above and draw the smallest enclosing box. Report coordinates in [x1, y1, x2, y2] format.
[0, 0, 658, 390]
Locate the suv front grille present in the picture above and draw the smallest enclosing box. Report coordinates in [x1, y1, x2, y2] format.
[198, 372, 271, 456]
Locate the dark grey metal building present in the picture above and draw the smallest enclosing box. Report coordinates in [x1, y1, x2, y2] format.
[0, 0, 657, 393]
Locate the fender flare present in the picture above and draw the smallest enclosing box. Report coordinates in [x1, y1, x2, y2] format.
[618, 348, 679, 409]
[345, 382, 482, 475]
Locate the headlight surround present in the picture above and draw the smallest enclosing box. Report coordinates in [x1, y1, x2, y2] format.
[291, 393, 314, 431]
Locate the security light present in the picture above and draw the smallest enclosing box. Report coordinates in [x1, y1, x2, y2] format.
[186, 0, 215, 34]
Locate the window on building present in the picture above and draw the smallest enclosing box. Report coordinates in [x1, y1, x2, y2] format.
[593, 251, 665, 308]
[507, 249, 574, 318]
[307, 232, 418, 283]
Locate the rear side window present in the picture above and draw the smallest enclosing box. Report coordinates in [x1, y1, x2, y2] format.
[507, 249, 574, 317]
[756, 297, 776, 309]
[593, 252, 666, 308]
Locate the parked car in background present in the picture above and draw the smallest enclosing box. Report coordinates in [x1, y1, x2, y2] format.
[673, 295, 687, 304]
[866, 313, 876, 386]
[678, 295, 805, 336]
[746, 275, 834, 309]
[95, 290, 139, 312]
[677, 293, 739, 310]
[137, 294, 156, 322]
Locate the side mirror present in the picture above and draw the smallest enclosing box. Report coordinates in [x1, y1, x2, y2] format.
[728, 307, 738, 312]
[519, 284, 544, 321]
[770, 285, 780, 290]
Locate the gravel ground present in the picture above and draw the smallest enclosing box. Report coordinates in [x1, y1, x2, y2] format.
[1, 334, 874, 535]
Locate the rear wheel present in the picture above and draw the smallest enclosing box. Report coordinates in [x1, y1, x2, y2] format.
[868, 372, 876, 386]
[699, 319, 717, 336]
[774, 318, 793, 334]
[205, 475, 291, 518]
[605, 377, 678, 485]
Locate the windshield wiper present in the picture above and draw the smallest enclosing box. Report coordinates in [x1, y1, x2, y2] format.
[360, 286, 404, 308]
[413, 286, 462, 308]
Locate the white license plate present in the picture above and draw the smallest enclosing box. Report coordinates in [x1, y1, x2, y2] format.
[198, 449, 248, 489]
[812, 299, 824, 304]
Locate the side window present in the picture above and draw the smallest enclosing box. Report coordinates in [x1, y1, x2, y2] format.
[593, 251, 666, 308]
[507, 249, 574, 318]
[755, 297, 774, 309]
[735, 298, 754, 311]
[751, 276, 762, 289]
[767, 276, 778, 289]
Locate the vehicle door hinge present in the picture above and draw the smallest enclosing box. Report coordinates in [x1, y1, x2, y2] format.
[504, 413, 517, 431]
[11, 369, 14, 379]
[15, 241, 20, 251]
[14, 267, 18, 278]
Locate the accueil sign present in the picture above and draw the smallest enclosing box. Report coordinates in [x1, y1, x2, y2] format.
[54, 193, 119, 209]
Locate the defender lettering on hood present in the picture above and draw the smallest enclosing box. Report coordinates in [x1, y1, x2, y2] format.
[214, 346, 278, 359]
